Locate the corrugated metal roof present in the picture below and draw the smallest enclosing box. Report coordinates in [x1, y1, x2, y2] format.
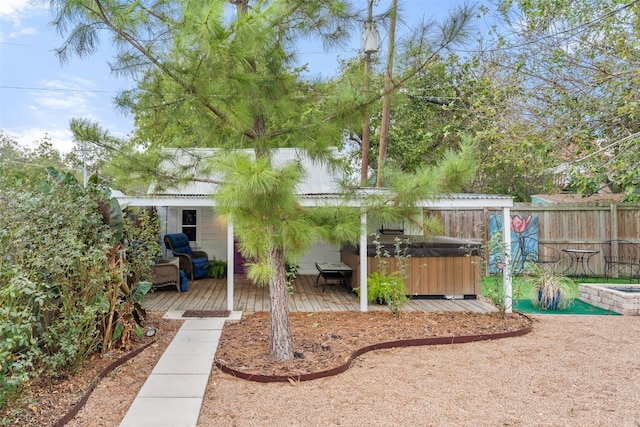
[115, 148, 513, 209]
[118, 191, 513, 209]
[531, 193, 625, 205]
[152, 148, 344, 196]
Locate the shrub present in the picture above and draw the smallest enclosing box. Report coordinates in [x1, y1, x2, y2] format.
[0, 183, 111, 409]
[356, 234, 410, 317]
[0, 170, 165, 412]
[365, 271, 408, 316]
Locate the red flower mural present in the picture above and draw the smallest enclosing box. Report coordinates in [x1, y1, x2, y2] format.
[511, 215, 532, 234]
[510, 214, 534, 272]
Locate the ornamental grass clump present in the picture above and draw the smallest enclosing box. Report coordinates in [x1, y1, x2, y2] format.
[523, 262, 573, 310]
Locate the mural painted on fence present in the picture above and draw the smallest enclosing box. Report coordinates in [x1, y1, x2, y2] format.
[488, 214, 539, 273]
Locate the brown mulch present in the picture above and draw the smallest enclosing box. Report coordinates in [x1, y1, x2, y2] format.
[214, 311, 532, 377]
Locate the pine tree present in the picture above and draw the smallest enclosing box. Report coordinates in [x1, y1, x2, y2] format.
[45, 0, 477, 361]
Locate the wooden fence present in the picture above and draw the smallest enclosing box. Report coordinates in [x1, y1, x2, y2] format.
[427, 203, 640, 277]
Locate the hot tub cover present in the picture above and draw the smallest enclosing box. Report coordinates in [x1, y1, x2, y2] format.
[344, 235, 482, 257]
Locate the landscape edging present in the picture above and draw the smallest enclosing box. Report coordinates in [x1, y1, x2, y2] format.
[53, 339, 156, 427]
[215, 316, 533, 383]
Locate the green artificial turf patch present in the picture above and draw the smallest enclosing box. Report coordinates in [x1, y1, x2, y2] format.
[513, 298, 620, 315]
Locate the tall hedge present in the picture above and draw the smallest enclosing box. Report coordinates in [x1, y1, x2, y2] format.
[0, 182, 112, 408]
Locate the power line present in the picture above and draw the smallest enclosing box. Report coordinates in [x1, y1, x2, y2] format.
[0, 85, 118, 94]
[0, 42, 32, 47]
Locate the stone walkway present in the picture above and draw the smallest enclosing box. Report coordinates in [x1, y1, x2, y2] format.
[119, 311, 242, 427]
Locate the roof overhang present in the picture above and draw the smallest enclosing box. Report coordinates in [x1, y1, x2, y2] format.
[116, 192, 513, 209]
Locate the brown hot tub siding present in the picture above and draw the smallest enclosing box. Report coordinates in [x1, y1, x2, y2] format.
[340, 236, 482, 297]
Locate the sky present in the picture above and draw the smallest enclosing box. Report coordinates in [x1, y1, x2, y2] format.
[0, 0, 473, 154]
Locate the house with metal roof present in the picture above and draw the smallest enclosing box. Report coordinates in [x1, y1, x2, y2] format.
[116, 148, 516, 312]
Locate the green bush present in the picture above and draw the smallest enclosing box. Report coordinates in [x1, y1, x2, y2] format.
[364, 271, 408, 316]
[0, 170, 173, 413]
[208, 258, 227, 279]
[355, 234, 410, 317]
[0, 179, 112, 409]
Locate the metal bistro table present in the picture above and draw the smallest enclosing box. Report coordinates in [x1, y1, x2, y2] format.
[315, 262, 353, 292]
[562, 248, 600, 279]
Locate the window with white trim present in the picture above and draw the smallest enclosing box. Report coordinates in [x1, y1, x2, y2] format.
[181, 209, 197, 242]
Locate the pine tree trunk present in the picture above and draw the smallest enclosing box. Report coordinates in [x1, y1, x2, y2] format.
[267, 247, 294, 361]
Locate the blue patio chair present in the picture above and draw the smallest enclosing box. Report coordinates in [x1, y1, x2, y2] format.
[163, 233, 210, 280]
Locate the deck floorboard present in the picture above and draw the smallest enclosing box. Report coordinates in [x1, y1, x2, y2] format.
[145, 275, 497, 313]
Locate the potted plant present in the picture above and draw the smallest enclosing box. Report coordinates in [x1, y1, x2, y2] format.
[523, 262, 573, 310]
[207, 258, 227, 279]
[358, 271, 408, 317]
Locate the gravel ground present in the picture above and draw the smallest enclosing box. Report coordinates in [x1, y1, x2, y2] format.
[200, 315, 640, 427]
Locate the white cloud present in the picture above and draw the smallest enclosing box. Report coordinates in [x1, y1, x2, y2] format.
[37, 94, 91, 110]
[6, 78, 102, 154]
[30, 78, 97, 113]
[9, 26, 37, 38]
[0, 0, 31, 18]
[6, 127, 76, 154]
[0, 0, 41, 42]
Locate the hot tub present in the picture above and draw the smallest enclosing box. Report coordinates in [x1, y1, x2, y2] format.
[340, 235, 482, 298]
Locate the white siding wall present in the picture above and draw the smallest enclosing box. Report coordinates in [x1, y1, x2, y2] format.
[160, 206, 228, 261]
[297, 242, 341, 275]
[160, 206, 340, 273]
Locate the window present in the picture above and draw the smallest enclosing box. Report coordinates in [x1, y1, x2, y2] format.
[379, 220, 404, 235]
[182, 209, 197, 241]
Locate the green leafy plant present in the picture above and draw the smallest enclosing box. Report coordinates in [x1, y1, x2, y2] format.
[0, 168, 161, 413]
[480, 234, 509, 315]
[522, 262, 573, 310]
[356, 234, 410, 317]
[0, 175, 111, 410]
[109, 281, 151, 348]
[285, 263, 299, 295]
[207, 258, 227, 279]
[365, 271, 408, 317]
[103, 207, 158, 352]
[479, 234, 529, 316]
[122, 207, 161, 286]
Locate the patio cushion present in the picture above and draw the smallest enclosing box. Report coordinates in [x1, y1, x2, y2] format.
[191, 257, 210, 280]
[165, 233, 194, 257]
[179, 270, 188, 292]
[164, 233, 210, 280]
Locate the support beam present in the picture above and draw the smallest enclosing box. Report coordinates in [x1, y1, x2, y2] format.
[502, 207, 513, 313]
[360, 212, 368, 312]
[226, 219, 235, 312]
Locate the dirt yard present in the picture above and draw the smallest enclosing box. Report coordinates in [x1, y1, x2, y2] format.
[4, 312, 640, 426]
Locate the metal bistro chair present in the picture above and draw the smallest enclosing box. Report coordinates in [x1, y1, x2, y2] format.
[524, 242, 562, 271]
[601, 240, 640, 282]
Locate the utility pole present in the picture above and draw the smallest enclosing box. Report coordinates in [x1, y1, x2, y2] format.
[376, 0, 397, 188]
[360, 0, 377, 186]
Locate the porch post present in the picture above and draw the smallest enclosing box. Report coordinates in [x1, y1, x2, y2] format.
[360, 211, 368, 312]
[502, 207, 513, 313]
[226, 218, 235, 312]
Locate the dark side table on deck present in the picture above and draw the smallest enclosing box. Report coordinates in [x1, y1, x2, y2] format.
[315, 262, 352, 292]
[562, 248, 599, 279]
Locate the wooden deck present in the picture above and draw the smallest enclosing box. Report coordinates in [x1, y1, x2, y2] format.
[144, 275, 496, 313]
